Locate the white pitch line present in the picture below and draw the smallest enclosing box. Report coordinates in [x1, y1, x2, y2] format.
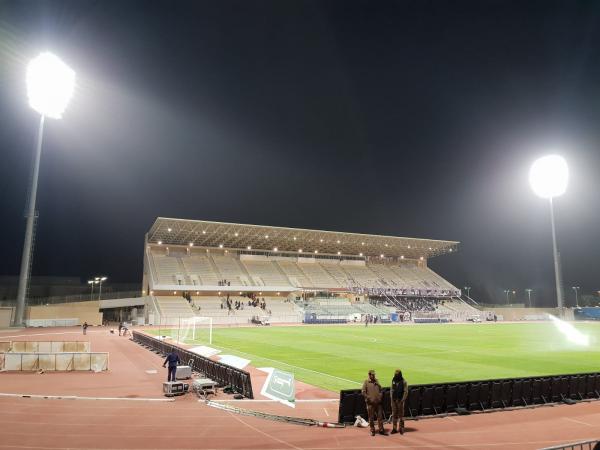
[207, 399, 339, 403]
[0, 392, 174, 402]
[212, 344, 361, 386]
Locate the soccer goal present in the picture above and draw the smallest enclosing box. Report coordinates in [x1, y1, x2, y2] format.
[175, 316, 213, 345]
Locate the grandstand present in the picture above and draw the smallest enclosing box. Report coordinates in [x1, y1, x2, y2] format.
[142, 218, 478, 325]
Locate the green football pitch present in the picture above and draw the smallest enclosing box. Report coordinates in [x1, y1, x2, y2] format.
[147, 322, 600, 392]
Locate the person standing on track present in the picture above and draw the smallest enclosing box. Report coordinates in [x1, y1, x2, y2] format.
[362, 369, 386, 436]
[82, 322, 88, 335]
[163, 351, 180, 382]
[390, 369, 408, 434]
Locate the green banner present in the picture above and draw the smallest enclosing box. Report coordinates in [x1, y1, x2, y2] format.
[260, 368, 295, 407]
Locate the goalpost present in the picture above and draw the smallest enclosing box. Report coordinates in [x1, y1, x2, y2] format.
[176, 316, 213, 345]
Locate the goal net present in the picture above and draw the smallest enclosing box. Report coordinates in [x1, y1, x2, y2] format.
[175, 316, 213, 345]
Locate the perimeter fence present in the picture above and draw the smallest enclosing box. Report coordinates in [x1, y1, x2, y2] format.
[339, 372, 600, 423]
[132, 331, 253, 398]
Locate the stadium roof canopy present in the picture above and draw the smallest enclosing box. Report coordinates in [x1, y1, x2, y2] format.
[147, 217, 459, 259]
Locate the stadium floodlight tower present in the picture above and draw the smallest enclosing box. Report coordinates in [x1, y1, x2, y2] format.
[14, 53, 75, 326]
[529, 155, 569, 316]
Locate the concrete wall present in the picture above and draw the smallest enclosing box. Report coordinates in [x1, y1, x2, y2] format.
[485, 307, 573, 321]
[0, 307, 14, 327]
[27, 301, 103, 326]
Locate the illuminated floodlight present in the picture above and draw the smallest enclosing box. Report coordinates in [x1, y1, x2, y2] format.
[548, 314, 589, 346]
[529, 155, 569, 313]
[27, 52, 75, 119]
[529, 155, 569, 199]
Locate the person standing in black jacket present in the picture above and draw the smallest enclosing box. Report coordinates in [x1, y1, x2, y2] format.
[163, 351, 180, 382]
[390, 369, 408, 434]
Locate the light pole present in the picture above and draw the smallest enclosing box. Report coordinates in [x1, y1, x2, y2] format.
[572, 286, 580, 307]
[504, 289, 510, 305]
[97, 277, 107, 300]
[464, 286, 471, 298]
[525, 289, 533, 308]
[14, 53, 76, 326]
[529, 155, 569, 316]
[87, 279, 99, 300]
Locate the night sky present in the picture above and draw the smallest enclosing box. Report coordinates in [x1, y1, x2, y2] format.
[1, 0, 600, 306]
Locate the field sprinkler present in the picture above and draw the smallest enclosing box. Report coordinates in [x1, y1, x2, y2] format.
[547, 314, 589, 346]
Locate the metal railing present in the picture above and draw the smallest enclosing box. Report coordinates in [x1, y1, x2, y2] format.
[0, 290, 143, 307]
[338, 371, 600, 423]
[132, 331, 254, 398]
[540, 440, 599, 450]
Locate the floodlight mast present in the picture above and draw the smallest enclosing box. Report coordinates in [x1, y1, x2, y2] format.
[14, 53, 75, 326]
[529, 155, 569, 316]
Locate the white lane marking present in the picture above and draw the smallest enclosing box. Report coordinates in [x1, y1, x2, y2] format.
[209, 399, 338, 403]
[0, 392, 173, 402]
[564, 417, 595, 427]
[227, 409, 303, 450]
[323, 407, 330, 417]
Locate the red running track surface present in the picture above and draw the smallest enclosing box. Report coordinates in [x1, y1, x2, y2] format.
[0, 326, 599, 449]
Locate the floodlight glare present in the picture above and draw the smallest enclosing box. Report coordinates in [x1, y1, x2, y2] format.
[26, 52, 75, 119]
[529, 155, 569, 199]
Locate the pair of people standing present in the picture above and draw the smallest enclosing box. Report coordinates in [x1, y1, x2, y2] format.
[361, 369, 408, 436]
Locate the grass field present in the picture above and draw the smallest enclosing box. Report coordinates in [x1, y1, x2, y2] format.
[147, 322, 600, 392]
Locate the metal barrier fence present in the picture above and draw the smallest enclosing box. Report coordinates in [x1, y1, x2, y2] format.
[0, 352, 109, 371]
[338, 372, 600, 423]
[540, 440, 599, 450]
[4, 341, 90, 353]
[132, 331, 254, 398]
